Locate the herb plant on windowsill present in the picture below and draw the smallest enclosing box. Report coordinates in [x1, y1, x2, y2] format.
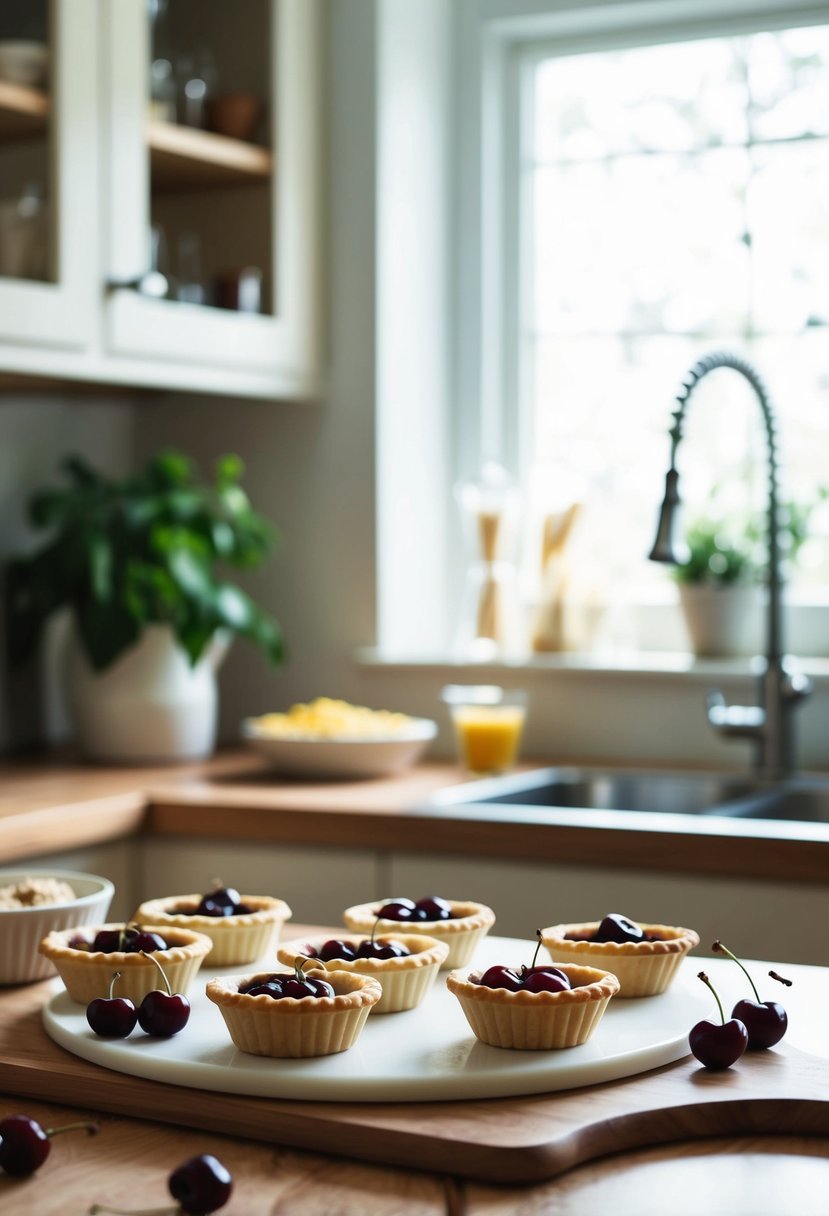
[5, 449, 283, 761]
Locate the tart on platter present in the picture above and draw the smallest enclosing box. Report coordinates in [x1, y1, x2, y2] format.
[343, 896, 495, 970]
[132, 887, 292, 966]
[206, 966, 382, 1057]
[39, 923, 212, 1005]
[540, 914, 700, 998]
[277, 932, 448, 1013]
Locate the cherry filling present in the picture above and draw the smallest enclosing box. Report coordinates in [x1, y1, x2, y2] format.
[175, 884, 253, 917]
[564, 913, 664, 944]
[239, 958, 336, 1000]
[375, 896, 455, 922]
[474, 930, 572, 994]
[307, 936, 412, 962]
[70, 926, 169, 953]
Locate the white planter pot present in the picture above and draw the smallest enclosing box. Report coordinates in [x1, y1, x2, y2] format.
[65, 625, 229, 763]
[677, 583, 765, 658]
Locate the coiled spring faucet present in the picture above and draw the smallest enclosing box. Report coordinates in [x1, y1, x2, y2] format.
[649, 350, 811, 781]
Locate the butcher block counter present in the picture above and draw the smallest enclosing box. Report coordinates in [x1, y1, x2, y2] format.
[1, 748, 828, 885]
[0, 936, 827, 1216]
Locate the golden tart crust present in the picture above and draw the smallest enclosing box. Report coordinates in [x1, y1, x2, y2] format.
[132, 895, 292, 966]
[540, 921, 700, 998]
[342, 899, 495, 970]
[277, 933, 449, 1013]
[206, 968, 382, 1057]
[38, 923, 212, 1005]
[447, 962, 619, 1050]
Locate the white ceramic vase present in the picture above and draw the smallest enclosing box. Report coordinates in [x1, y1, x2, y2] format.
[677, 583, 764, 658]
[65, 624, 229, 763]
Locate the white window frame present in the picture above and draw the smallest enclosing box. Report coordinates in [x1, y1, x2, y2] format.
[449, 0, 829, 656]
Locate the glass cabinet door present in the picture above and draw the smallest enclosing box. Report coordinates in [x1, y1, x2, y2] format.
[0, 0, 98, 350]
[104, 0, 322, 396]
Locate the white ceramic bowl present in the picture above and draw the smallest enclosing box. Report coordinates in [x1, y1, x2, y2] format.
[0, 41, 49, 89]
[0, 868, 114, 985]
[241, 716, 438, 779]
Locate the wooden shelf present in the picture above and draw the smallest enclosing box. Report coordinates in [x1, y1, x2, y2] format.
[148, 119, 273, 191]
[0, 80, 49, 142]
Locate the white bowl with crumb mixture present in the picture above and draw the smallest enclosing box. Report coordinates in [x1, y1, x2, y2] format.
[0, 869, 114, 985]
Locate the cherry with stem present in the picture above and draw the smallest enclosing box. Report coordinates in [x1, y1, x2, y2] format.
[712, 940, 790, 1050]
[137, 953, 191, 1037]
[89, 1151, 232, 1215]
[689, 971, 749, 1070]
[86, 971, 139, 1039]
[0, 1113, 98, 1176]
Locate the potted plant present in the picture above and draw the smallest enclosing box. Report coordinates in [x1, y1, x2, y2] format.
[5, 449, 283, 761]
[673, 494, 824, 658]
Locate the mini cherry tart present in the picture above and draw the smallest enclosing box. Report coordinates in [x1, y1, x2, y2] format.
[38, 923, 212, 1005]
[277, 933, 449, 1014]
[206, 968, 382, 1058]
[132, 893, 292, 966]
[342, 899, 495, 970]
[540, 920, 700, 998]
[446, 962, 620, 1050]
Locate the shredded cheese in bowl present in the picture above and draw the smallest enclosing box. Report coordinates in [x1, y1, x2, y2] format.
[251, 698, 414, 740]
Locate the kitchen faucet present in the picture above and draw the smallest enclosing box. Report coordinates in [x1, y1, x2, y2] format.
[649, 350, 811, 781]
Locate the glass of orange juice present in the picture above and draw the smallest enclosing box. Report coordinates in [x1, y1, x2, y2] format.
[441, 685, 527, 776]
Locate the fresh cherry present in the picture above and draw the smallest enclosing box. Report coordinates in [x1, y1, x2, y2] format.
[91, 926, 167, 954]
[86, 971, 138, 1039]
[689, 971, 749, 1070]
[89, 1151, 232, 1214]
[377, 896, 456, 922]
[476, 930, 572, 994]
[712, 940, 791, 1050]
[0, 1113, 97, 1176]
[193, 882, 252, 918]
[313, 938, 358, 962]
[242, 979, 285, 998]
[594, 913, 645, 944]
[356, 938, 409, 960]
[376, 898, 419, 922]
[137, 952, 191, 1038]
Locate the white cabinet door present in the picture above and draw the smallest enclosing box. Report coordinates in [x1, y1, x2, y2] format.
[102, 0, 323, 398]
[0, 0, 99, 351]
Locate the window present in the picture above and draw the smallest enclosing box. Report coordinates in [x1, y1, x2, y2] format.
[464, 0, 829, 655]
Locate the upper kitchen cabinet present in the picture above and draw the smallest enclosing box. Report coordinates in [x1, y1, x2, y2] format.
[0, 0, 99, 352]
[0, 0, 323, 400]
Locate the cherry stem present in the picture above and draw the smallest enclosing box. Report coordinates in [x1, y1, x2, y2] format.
[295, 955, 315, 982]
[108, 971, 123, 1000]
[711, 939, 760, 1003]
[530, 929, 544, 970]
[88, 1204, 179, 1215]
[46, 1120, 98, 1140]
[140, 951, 172, 996]
[770, 969, 793, 988]
[698, 971, 726, 1024]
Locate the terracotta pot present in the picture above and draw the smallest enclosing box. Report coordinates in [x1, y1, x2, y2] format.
[64, 625, 229, 763]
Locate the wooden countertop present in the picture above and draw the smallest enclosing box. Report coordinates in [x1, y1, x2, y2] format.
[1, 750, 828, 885]
[0, 942, 826, 1214]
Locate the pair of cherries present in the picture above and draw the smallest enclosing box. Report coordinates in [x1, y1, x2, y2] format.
[86, 955, 190, 1039]
[376, 896, 454, 922]
[689, 941, 791, 1070]
[476, 930, 571, 995]
[188, 884, 252, 919]
[71, 926, 168, 954]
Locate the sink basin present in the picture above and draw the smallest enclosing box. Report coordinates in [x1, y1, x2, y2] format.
[431, 767, 763, 817]
[431, 766, 829, 823]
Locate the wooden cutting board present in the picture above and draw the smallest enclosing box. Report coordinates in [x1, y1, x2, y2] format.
[1, 949, 826, 1184]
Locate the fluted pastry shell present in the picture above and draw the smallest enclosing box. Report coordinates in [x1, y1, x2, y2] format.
[447, 962, 619, 1050]
[342, 899, 495, 969]
[540, 921, 700, 997]
[277, 933, 449, 1013]
[132, 894, 292, 966]
[206, 968, 382, 1057]
[39, 923, 212, 1004]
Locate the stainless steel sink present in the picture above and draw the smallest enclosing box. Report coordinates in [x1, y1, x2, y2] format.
[430, 766, 829, 823]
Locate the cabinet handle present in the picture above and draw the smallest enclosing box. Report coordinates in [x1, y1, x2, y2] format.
[106, 270, 170, 298]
